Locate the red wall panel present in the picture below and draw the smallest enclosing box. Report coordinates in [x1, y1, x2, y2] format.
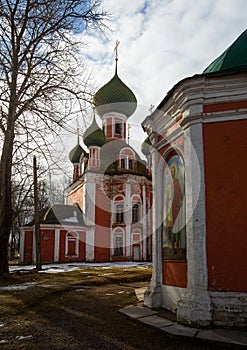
[203, 119, 247, 291]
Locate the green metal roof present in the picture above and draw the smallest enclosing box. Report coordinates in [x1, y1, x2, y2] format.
[94, 73, 137, 118]
[203, 29, 247, 75]
[141, 137, 151, 156]
[83, 117, 106, 148]
[69, 143, 85, 163]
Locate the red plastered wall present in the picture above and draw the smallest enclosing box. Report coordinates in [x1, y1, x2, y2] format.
[40, 229, 55, 263]
[24, 230, 33, 263]
[94, 184, 110, 261]
[203, 119, 247, 291]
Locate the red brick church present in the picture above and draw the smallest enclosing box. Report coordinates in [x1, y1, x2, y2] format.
[20, 50, 152, 264]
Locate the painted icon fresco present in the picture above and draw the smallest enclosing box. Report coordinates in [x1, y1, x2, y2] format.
[163, 154, 186, 260]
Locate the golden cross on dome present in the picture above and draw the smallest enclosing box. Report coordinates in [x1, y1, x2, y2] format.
[114, 40, 120, 74]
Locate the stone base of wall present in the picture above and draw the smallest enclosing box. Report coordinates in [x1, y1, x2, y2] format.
[177, 290, 212, 327]
[210, 291, 247, 329]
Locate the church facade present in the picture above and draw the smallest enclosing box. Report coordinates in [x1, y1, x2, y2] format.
[142, 30, 247, 328]
[20, 54, 152, 264]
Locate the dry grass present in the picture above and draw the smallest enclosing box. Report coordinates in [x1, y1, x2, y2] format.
[0, 266, 230, 350]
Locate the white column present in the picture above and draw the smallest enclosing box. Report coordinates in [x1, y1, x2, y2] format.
[54, 228, 60, 262]
[84, 175, 96, 261]
[142, 183, 147, 260]
[177, 122, 212, 327]
[144, 137, 163, 308]
[85, 227, 95, 261]
[125, 181, 131, 259]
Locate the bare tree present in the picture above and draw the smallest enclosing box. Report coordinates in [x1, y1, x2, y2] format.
[0, 0, 109, 275]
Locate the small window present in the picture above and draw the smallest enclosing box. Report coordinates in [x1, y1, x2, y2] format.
[132, 204, 139, 223]
[120, 158, 125, 169]
[114, 235, 123, 256]
[129, 159, 134, 170]
[116, 204, 124, 223]
[115, 123, 122, 135]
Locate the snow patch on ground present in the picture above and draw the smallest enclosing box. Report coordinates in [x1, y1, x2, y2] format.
[9, 261, 151, 274]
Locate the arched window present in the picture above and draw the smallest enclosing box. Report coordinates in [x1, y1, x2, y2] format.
[65, 232, 79, 257]
[116, 203, 124, 223]
[119, 148, 135, 170]
[132, 204, 139, 223]
[114, 235, 123, 256]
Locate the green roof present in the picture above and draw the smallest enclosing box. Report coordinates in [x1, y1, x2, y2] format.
[141, 137, 151, 156]
[83, 117, 106, 148]
[94, 73, 137, 118]
[203, 29, 247, 75]
[69, 143, 85, 163]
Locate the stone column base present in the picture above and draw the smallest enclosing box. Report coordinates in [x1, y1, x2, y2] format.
[144, 283, 162, 309]
[177, 290, 212, 327]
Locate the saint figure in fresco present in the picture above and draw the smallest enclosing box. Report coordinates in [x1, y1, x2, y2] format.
[166, 163, 183, 257]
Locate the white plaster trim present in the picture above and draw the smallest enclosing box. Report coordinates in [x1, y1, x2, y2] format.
[144, 144, 163, 308]
[85, 226, 94, 261]
[65, 231, 79, 257]
[177, 122, 212, 327]
[54, 228, 60, 262]
[161, 285, 186, 312]
[125, 182, 131, 257]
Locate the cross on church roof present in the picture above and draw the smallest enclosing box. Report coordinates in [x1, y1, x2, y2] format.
[114, 40, 120, 74]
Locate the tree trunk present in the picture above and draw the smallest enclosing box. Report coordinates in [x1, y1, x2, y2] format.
[0, 112, 16, 275]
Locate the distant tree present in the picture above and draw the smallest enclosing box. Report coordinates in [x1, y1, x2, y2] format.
[0, 0, 109, 275]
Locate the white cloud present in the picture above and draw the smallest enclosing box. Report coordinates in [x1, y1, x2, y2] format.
[70, 0, 247, 149]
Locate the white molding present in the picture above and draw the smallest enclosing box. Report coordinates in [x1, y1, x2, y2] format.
[144, 144, 163, 308]
[54, 228, 60, 262]
[177, 122, 212, 327]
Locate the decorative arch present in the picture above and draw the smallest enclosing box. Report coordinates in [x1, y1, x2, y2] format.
[113, 195, 124, 224]
[119, 147, 135, 170]
[113, 227, 125, 256]
[162, 149, 186, 260]
[65, 231, 79, 257]
[131, 194, 142, 223]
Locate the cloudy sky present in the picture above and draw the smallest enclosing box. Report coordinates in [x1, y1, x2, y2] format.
[59, 0, 246, 177]
[82, 0, 246, 119]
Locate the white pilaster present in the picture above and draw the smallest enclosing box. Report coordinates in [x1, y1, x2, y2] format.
[85, 226, 95, 261]
[54, 228, 60, 262]
[144, 136, 163, 308]
[84, 174, 96, 261]
[177, 122, 212, 327]
[125, 181, 131, 258]
[142, 184, 147, 260]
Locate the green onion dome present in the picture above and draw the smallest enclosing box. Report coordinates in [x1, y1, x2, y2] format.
[69, 143, 85, 163]
[94, 72, 137, 118]
[83, 117, 106, 148]
[141, 137, 152, 156]
[203, 29, 247, 76]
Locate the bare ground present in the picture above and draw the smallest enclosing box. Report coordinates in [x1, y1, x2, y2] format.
[0, 265, 237, 349]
